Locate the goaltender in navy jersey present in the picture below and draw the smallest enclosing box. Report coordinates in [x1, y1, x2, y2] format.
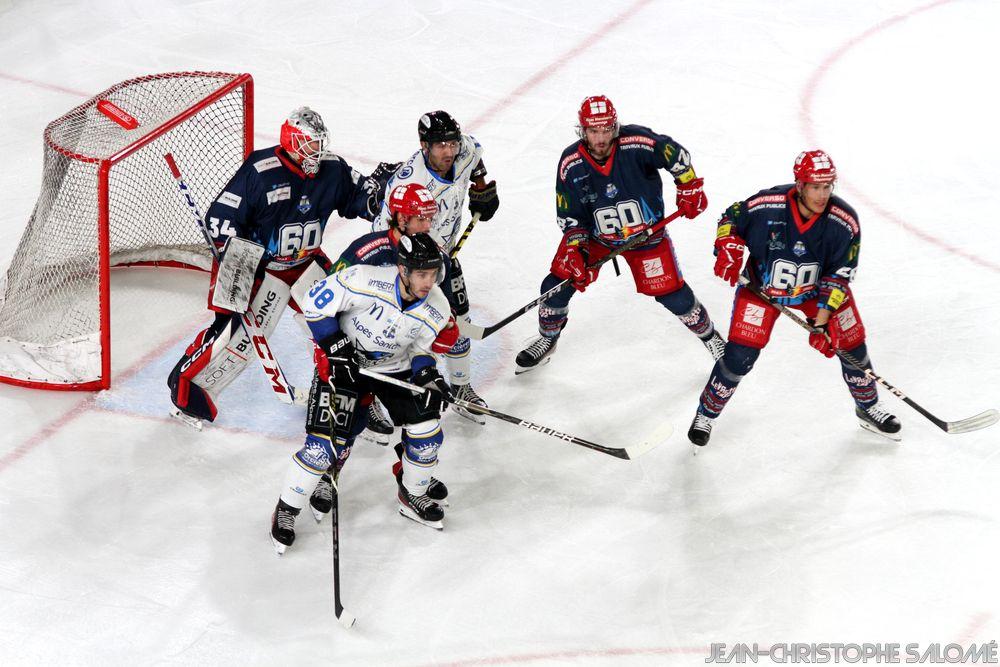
[372, 134, 484, 251]
[723, 184, 860, 307]
[304, 264, 451, 373]
[205, 146, 374, 270]
[556, 124, 694, 249]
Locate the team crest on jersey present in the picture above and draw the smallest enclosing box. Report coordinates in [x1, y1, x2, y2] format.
[793, 241, 807, 257]
[297, 195, 312, 214]
[606, 183, 619, 198]
[768, 230, 785, 250]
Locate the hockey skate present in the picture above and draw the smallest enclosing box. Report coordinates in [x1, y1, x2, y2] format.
[169, 407, 203, 431]
[451, 383, 487, 425]
[270, 499, 301, 555]
[703, 330, 726, 361]
[309, 472, 335, 522]
[393, 444, 448, 506]
[397, 485, 444, 530]
[515, 335, 559, 374]
[856, 402, 902, 441]
[687, 410, 715, 447]
[359, 401, 393, 446]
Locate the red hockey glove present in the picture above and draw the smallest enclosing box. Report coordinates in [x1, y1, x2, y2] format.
[809, 323, 838, 358]
[713, 235, 745, 286]
[431, 315, 461, 353]
[550, 229, 595, 292]
[676, 177, 707, 219]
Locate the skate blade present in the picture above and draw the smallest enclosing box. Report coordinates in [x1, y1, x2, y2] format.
[310, 506, 328, 523]
[453, 405, 486, 425]
[397, 506, 443, 530]
[858, 419, 902, 442]
[270, 534, 288, 556]
[169, 408, 203, 431]
[514, 356, 552, 375]
[358, 429, 390, 446]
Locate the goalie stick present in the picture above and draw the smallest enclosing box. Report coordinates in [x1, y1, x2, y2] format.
[164, 153, 300, 406]
[739, 278, 999, 434]
[459, 210, 683, 340]
[359, 369, 666, 459]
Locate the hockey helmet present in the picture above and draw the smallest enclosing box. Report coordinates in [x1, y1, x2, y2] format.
[388, 183, 439, 221]
[577, 95, 620, 139]
[397, 233, 443, 273]
[280, 106, 331, 176]
[793, 150, 837, 184]
[418, 110, 461, 144]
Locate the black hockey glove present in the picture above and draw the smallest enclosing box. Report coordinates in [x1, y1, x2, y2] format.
[319, 331, 359, 388]
[364, 161, 403, 218]
[468, 180, 499, 221]
[411, 364, 452, 414]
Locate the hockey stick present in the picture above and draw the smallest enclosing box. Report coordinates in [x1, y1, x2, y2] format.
[449, 212, 481, 259]
[164, 153, 300, 405]
[459, 210, 684, 340]
[359, 368, 666, 459]
[739, 278, 999, 434]
[330, 476, 355, 629]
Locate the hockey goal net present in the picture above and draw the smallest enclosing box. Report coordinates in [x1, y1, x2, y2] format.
[0, 71, 254, 390]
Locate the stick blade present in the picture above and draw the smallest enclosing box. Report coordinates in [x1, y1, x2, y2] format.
[945, 409, 1000, 434]
[625, 422, 673, 459]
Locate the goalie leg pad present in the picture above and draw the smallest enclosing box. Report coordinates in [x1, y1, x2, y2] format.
[167, 313, 237, 421]
[400, 420, 444, 496]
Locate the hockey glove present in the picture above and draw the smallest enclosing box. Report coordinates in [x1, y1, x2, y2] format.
[411, 363, 452, 414]
[713, 233, 745, 286]
[431, 315, 461, 354]
[808, 322, 837, 358]
[550, 229, 596, 292]
[318, 331, 359, 388]
[676, 177, 707, 219]
[468, 180, 499, 221]
[364, 161, 402, 218]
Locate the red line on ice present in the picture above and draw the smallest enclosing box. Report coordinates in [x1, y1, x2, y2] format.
[799, 0, 1000, 274]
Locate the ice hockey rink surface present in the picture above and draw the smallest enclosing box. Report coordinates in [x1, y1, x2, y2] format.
[1, 1, 998, 664]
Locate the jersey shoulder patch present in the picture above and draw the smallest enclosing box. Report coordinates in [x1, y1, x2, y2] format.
[254, 156, 281, 173]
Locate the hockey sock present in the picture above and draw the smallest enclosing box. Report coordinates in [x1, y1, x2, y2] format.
[446, 336, 472, 386]
[281, 433, 333, 509]
[840, 343, 878, 409]
[537, 273, 575, 337]
[401, 420, 443, 496]
[654, 285, 715, 339]
[698, 343, 759, 417]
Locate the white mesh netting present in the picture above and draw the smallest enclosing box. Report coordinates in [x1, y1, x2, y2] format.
[0, 71, 252, 389]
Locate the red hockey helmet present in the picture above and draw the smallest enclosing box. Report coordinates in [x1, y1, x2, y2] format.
[793, 150, 837, 184]
[388, 183, 438, 220]
[577, 95, 619, 138]
[280, 106, 330, 176]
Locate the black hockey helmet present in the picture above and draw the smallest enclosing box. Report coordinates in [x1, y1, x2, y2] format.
[397, 233, 442, 273]
[418, 111, 461, 144]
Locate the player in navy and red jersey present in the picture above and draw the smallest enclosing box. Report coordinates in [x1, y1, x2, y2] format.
[168, 107, 394, 426]
[687, 150, 901, 446]
[515, 95, 725, 373]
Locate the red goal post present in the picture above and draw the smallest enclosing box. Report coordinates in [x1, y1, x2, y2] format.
[0, 71, 254, 391]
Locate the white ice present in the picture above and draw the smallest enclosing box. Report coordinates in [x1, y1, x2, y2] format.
[1, 1, 999, 665]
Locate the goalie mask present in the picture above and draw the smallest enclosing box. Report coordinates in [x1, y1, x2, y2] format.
[280, 106, 331, 176]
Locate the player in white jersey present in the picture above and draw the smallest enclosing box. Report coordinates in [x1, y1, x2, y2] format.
[371, 111, 499, 424]
[269, 233, 460, 552]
